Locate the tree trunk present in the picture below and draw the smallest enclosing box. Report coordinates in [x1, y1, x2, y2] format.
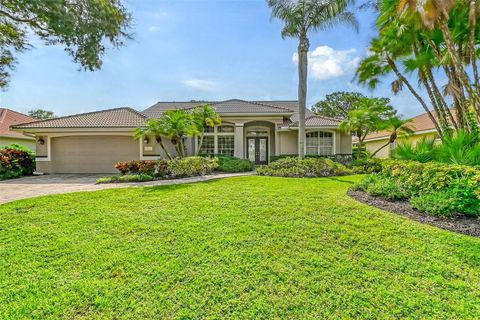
[179, 138, 186, 158]
[439, 16, 480, 119]
[420, 68, 450, 133]
[196, 133, 204, 156]
[371, 132, 397, 158]
[469, 0, 479, 89]
[386, 55, 443, 139]
[425, 67, 458, 131]
[370, 140, 391, 158]
[157, 136, 172, 160]
[297, 34, 309, 159]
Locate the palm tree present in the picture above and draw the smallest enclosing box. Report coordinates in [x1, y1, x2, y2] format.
[370, 116, 414, 158]
[160, 109, 199, 158]
[339, 96, 395, 157]
[268, 0, 358, 158]
[191, 104, 222, 155]
[134, 119, 173, 160]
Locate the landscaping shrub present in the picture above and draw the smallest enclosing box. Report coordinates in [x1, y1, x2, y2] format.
[270, 154, 353, 166]
[114, 160, 157, 176]
[97, 174, 154, 184]
[351, 158, 384, 174]
[167, 156, 218, 177]
[256, 157, 352, 177]
[410, 187, 480, 217]
[352, 160, 480, 217]
[393, 131, 480, 166]
[216, 155, 254, 172]
[352, 174, 408, 200]
[0, 145, 35, 180]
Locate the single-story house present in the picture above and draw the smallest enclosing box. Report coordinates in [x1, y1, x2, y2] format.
[0, 108, 36, 150]
[360, 111, 440, 158]
[12, 99, 352, 173]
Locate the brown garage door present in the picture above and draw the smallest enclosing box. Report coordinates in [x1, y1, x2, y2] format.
[51, 135, 139, 173]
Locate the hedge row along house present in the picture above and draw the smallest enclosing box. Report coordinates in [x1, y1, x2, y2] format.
[11, 99, 352, 173]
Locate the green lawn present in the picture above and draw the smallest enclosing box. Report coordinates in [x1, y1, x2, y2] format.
[1, 176, 479, 319]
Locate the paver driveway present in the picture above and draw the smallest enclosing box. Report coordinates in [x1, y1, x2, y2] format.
[0, 174, 114, 204]
[0, 172, 253, 204]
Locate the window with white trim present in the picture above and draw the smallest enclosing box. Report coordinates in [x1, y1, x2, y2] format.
[200, 125, 235, 156]
[306, 131, 334, 155]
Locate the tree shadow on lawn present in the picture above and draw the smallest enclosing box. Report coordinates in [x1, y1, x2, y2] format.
[325, 176, 358, 185]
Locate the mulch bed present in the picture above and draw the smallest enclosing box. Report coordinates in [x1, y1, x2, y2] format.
[348, 190, 480, 238]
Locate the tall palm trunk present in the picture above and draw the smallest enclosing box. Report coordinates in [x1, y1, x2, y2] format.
[439, 16, 480, 119]
[469, 0, 479, 88]
[425, 68, 458, 130]
[386, 55, 443, 139]
[297, 33, 309, 159]
[420, 69, 450, 133]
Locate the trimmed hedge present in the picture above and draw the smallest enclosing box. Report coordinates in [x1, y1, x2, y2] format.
[352, 160, 480, 217]
[167, 156, 218, 177]
[257, 157, 352, 178]
[216, 155, 254, 173]
[270, 154, 353, 166]
[0, 145, 35, 180]
[110, 157, 219, 182]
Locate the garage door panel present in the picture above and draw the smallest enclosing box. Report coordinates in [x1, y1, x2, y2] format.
[51, 136, 139, 173]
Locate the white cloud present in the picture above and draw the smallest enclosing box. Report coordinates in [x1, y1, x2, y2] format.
[148, 26, 161, 32]
[292, 46, 361, 80]
[182, 79, 216, 91]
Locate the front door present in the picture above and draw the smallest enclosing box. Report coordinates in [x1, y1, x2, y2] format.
[247, 137, 268, 165]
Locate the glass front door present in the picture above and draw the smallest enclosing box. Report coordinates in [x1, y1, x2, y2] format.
[247, 137, 268, 165]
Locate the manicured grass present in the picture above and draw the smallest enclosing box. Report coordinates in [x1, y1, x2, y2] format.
[1, 176, 479, 319]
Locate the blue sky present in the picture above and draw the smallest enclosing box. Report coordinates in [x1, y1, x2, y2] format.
[0, 0, 426, 118]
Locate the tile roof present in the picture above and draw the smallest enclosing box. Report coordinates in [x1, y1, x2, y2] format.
[11, 99, 342, 130]
[142, 99, 296, 118]
[11, 107, 147, 129]
[0, 108, 35, 139]
[286, 114, 341, 128]
[363, 110, 447, 141]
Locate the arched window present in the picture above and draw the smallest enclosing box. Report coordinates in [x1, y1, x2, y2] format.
[199, 125, 235, 156]
[306, 131, 333, 155]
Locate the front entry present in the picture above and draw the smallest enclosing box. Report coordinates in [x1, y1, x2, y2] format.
[247, 137, 268, 165]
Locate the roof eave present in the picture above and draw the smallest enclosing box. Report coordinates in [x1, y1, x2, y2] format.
[10, 127, 142, 133]
[0, 133, 35, 140]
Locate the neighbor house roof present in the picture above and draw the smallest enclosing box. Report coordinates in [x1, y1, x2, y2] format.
[0, 108, 35, 139]
[142, 99, 295, 118]
[362, 111, 444, 142]
[11, 107, 147, 129]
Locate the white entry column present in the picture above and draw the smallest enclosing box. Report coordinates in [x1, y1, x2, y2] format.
[234, 124, 244, 158]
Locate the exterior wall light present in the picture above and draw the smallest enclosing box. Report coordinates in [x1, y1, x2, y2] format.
[37, 138, 45, 145]
[143, 137, 150, 144]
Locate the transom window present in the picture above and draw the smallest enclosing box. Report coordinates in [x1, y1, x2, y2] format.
[306, 131, 334, 155]
[199, 124, 235, 156]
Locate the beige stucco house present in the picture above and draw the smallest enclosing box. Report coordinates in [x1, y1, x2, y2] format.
[0, 108, 36, 151]
[12, 99, 352, 173]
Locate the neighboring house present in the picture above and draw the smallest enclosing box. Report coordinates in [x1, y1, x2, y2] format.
[360, 111, 440, 158]
[11, 99, 352, 174]
[0, 108, 36, 151]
